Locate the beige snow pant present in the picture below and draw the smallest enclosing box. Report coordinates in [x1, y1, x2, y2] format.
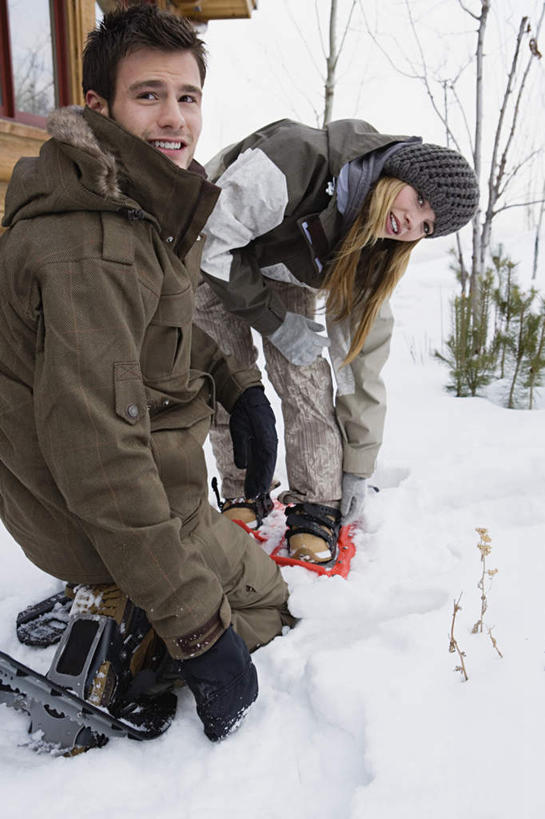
[194, 279, 343, 507]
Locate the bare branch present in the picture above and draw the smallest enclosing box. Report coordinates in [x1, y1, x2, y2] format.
[403, 0, 463, 152]
[495, 6, 545, 194]
[315, 0, 327, 62]
[333, 0, 358, 72]
[498, 148, 543, 199]
[480, 5, 545, 273]
[457, 0, 480, 21]
[272, 41, 323, 124]
[486, 17, 529, 215]
[284, 0, 325, 82]
[493, 198, 545, 215]
[449, 81, 475, 152]
[357, 0, 422, 80]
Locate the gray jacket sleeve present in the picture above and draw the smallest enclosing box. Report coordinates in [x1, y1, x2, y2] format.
[200, 147, 290, 336]
[327, 301, 394, 477]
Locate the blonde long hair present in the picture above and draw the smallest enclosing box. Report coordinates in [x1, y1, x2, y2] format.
[322, 177, 419, 365]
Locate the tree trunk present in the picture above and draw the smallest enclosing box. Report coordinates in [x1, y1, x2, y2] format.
[469, 0, 489, 307]
[532, 183, 545, 280]
[323, 0, 337, 126]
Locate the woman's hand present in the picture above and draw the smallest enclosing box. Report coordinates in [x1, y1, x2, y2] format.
[340, 473, 368, 525]
[268, 311, 331, 366]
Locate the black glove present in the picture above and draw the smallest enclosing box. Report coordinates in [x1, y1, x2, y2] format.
[181, 626, 258, 742]
[229, 386, 277, 498]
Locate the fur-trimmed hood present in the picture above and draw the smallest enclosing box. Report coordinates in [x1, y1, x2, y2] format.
[47, 105, 124, 201]
[3, 106, 218, 256]
[3, 107, 129, 229]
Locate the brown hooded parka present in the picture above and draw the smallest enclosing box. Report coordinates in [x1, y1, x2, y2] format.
[0, 107, 290, 659]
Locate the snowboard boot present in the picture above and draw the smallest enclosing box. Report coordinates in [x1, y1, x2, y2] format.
[211, 476, 274, 529]
[285, 502, 342, 564]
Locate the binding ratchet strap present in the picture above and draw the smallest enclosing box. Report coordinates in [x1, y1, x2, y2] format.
[285, 502, 342, 554]
[211, 477, 273, 529]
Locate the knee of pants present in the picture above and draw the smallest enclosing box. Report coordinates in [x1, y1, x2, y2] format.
[231, 607, 284, 653]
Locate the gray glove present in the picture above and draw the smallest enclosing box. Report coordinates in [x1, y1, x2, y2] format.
[268, 311, 331, 366]
[340, 473, 368, 525]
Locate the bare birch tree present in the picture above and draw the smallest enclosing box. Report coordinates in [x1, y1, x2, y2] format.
[323, 0, 357, 124]
[532, 183, 545, 279]
[362, 0, 544, 306]
[281, 0, 359, 126]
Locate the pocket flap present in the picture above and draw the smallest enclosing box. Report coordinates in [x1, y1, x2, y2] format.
[150, 397, 213, 431]
[151, 289, 193, 326]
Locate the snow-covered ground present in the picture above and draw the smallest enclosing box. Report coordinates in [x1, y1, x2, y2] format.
[1, 234, 544, 819]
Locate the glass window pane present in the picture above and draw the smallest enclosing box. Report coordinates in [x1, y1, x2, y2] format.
[8, 0, 56, 116]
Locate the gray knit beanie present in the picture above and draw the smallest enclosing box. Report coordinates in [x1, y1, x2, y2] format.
[382, 143, 479, 237]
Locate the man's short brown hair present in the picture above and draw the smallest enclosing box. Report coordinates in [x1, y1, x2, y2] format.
[83, 4, 206, 103]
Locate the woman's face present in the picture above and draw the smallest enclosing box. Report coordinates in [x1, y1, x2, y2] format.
[379, 184, 435, 242]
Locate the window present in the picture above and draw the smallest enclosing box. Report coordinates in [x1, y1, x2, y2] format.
[0, 0, 69, 126]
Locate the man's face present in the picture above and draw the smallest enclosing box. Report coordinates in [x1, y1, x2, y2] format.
[86, 48, 203, 170]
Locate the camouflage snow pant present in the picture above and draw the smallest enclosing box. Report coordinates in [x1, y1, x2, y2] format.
[194, 279, 343, 507]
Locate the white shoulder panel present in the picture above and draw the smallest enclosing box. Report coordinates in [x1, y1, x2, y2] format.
[201, 148, 289, 282]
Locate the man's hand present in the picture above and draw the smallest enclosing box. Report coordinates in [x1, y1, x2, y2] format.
[268, 311, 331, 366]
[181, 626, 258, 741]
[229, 386, 277, 498]
[340, 473, 368, 525]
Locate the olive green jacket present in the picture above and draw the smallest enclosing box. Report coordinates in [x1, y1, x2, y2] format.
[0, 107, 266, 657]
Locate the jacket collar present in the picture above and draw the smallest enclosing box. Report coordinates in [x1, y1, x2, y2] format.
[47, 107, 219, 257]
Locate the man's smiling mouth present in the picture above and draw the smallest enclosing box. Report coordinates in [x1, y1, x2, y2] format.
[149, 139, 185, 150]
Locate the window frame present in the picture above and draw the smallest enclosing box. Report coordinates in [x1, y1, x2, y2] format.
[0, 0, 70, 127]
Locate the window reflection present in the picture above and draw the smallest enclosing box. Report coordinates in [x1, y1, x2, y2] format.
[8, 0, 56, 116]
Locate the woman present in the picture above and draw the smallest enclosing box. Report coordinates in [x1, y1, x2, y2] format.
[195, 118, 478, 564]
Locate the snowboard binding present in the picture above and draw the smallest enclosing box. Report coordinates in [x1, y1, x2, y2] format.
[284, 502, 342, 564]
[1, 584, 179, 754]
[16, 588, 74, 647]
[211, 476, 274, 529]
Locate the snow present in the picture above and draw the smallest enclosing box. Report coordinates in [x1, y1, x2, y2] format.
[1, 232, 544, 818]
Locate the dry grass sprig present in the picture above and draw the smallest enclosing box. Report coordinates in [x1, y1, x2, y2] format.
[472, 527, 496, 634]
[448, 528, 503, 680]
[487, 626, 504, 658]
[449, 593, 469, 681]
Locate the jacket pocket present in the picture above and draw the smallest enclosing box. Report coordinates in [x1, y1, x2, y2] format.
[114, 361, 147, 425]
[141, 288, 194, 381]
[150, 397, 214, 433]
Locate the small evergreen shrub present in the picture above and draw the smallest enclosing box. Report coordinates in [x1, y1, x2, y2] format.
[437, 247, 545, 407]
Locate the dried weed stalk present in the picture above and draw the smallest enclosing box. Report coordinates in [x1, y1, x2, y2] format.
[488, 626, 504, 658]
[449, 593, 469, 681]
[449, 527, 504, 681]
[472, 527, 503, 658]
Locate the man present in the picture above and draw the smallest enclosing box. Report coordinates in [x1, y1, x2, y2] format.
[0, 5, 291, 743]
